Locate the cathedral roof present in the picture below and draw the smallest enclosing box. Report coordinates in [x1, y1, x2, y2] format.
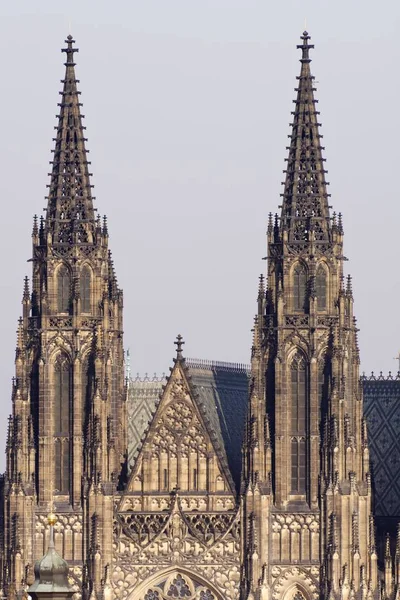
[362, 374, 400, 521]
[184, 358, 249, 489]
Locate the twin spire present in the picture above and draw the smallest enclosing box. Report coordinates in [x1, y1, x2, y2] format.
[45, 31, 327, 250]
[46, 35, 95, 246]
[281, 31, 331, 243]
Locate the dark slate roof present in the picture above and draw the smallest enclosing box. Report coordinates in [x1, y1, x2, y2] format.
[127, 375, 165, 467]
[362, 374, 400, 521]
[185, 358, 250, 490]
[127, 359, 250, 490]
[127, 362, 400, 512]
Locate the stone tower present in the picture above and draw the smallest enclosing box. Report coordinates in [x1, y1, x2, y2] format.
[241, 32, 378, 600]
[2, 35, 126, 597]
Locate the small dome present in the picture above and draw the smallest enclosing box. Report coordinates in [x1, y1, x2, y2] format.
[28, 515, 72, 595]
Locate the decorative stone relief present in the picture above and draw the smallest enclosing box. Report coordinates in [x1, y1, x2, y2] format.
[271, 566, 319, 600]
[112, 497, 240, 600]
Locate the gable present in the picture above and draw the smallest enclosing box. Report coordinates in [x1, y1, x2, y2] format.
[124, 359, 236, 497]
[127, 359, 250, 490]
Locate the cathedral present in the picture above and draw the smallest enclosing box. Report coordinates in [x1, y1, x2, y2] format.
[2, 30, 400, 600]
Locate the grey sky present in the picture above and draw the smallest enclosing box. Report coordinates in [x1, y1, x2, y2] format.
[0, 1, 399, 468]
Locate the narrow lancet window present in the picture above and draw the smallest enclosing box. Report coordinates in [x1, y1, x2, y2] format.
[316, 265, 327, 310]
[80, 266, 91, 313]
[293, 264, 307, 311]
[54, 356, 71, 494]
[57, 266, 71, 313]
[290, 355, 307, 493]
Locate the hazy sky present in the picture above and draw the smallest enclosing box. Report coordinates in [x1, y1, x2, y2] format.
[0, 1, 399, 467]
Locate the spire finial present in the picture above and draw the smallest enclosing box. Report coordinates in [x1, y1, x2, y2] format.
[174, 334, 185, 360]
[297, 30, 314, 63]
[62, 34, 79, 66]
[47, 512, 56, 549]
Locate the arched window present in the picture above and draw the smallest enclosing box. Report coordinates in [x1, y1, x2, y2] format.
[318, 358, 331, 437]
[291, 355, 307, 493]
[81, 357, 94, 434]
[293, 264, 307, 311]
[57, 266, 71, 313]
[80, 266, 91, 313]
[54, 356, 71, 494]
[316, 265, 327, 310]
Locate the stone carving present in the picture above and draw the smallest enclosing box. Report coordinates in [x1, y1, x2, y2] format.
[35, 513, 83, 562]
[112, 495, 240, 600]
[271, 566, 319, 600]
[285, 315, 310, 327]
[137, 571, 222, 600]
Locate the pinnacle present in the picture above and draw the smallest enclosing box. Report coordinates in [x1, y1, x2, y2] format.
[22, 276, 30, 302]
[32, 214, 38, 237]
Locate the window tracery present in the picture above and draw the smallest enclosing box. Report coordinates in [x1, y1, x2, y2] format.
[142, 573, 216, 600]
[80, 265, 91, 313]
[57, 265, 71, 313]
[54, 355, 71, 493]
[293, 264, 307, 311]
[315, 265, 327, 310]
[290, 355, 308, 493]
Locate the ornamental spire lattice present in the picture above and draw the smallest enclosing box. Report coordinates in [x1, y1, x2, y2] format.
[281, 31, 331, 243]
[46, 35, 95, 246]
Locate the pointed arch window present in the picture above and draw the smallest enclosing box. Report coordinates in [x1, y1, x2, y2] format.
[80, 266, 91, 313]
[81, 357, 94, 435]
[316, 265, 327, 310]
[293, 264, 307, 311]
[290, 355, 307, 494]
[57, 266, 71, 313]
[54, 356, 71, 494]
[318, 358, 331, 437]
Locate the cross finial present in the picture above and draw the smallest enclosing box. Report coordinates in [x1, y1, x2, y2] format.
[62, 34, 79, 66]
[174, 334, 185, 360]
[393, 351, 400, 372]
[297, 30, 314, 64]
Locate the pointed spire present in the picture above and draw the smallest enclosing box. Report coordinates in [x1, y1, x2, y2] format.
[32, 214, 38, 238]
[46, 35, 95, 246]
[22, 276, 30, 303]
[385, 534, 392, 560]
[346, 275, 353, 298]
[174, 334, 185, 361]
[281, 31, 330, 243]
[267, 212, 273, 237]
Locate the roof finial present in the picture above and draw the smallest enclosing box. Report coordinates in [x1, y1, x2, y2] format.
[297, 30, 314, 63]
[62, 34, 79, 66]
[174, 334, 185, 361]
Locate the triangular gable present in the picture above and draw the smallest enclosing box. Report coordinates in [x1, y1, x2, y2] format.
[124, 356, 236, 497]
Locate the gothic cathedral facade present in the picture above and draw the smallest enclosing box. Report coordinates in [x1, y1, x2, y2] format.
[1, 31, 395, 600]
